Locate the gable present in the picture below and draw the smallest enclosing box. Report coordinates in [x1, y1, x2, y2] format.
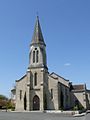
[16, 74, 27, 82]
[16, 74, 27, 87]
[49, 72, 70, 87]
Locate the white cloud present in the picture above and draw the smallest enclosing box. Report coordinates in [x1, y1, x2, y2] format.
[64, 63, 71, 66]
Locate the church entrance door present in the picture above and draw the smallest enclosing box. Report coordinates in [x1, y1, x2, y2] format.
[33, 95, 40, 110]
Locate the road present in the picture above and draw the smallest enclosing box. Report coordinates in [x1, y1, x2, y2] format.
[0, 111, 89, 120]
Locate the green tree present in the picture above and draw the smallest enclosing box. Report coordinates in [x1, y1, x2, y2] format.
[0, 95, 8, 109]
[0, 94, 15, 110]
[6, 99, 15, 110]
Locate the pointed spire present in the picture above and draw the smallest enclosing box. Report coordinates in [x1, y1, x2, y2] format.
[31, 16, 46, 46]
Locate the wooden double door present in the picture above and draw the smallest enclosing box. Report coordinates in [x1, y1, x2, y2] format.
[33, 95, 40, 110]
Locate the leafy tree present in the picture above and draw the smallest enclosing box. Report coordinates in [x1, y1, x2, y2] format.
[0, 94, 15, 110]
[0, 95, 8, 109]
[7, 99, 15, 110]
[0, 95, 8, 100]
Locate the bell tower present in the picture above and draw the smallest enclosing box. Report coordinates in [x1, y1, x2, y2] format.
[27, 16, 48, 111]
[30, 16, 47, 69]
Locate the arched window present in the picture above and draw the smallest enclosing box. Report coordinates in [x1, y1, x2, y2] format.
[33, 51, 35, 63]
[51, 89, 53, 99]
[34, 73, 37, 86]
[36, 50, 39, 63]
[20, 90, 22, 100]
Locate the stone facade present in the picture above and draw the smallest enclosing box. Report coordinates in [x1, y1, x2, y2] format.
[13, 16, 90, 111]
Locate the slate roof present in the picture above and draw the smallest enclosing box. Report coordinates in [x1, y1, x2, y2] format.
[31, 16, 46, 46]
[72, 84, 86, 91]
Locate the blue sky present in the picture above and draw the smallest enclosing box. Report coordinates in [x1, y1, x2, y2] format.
[0, 0, 90, 97]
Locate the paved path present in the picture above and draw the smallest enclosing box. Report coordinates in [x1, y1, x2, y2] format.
[0, 111, 89, 120]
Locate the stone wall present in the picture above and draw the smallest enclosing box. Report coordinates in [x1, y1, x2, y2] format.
[15, 75, 27, 111]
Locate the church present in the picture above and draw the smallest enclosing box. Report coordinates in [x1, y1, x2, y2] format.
[12, 16, 90, 111]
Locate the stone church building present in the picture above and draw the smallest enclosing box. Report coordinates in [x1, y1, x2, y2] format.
[13, 16, 90, 111]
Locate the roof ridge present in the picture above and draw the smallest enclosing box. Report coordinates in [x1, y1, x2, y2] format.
[50, 72, 69, 81]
